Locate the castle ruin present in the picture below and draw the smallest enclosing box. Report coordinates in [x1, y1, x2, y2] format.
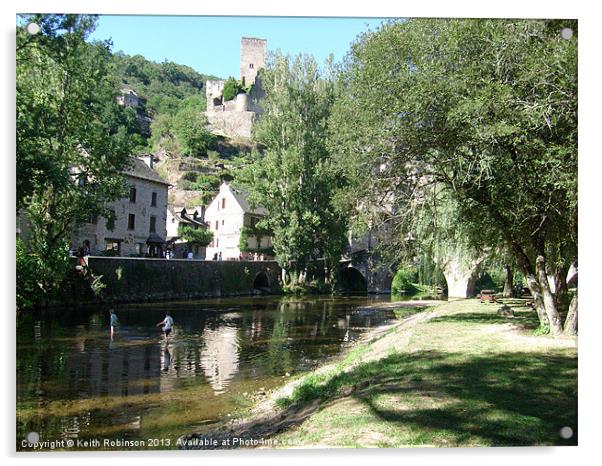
[205, 37, 267, 139]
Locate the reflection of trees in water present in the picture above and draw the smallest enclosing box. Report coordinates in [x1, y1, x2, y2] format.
[256, 312, 294, 376]
[199, 325, 240, 394]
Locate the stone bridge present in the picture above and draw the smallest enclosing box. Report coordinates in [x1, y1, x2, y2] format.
[79, 256, 281, 304]
[337, 251, 392, 294]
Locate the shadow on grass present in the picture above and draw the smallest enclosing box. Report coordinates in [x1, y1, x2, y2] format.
[183, 348, 577, 448]
[429, 310, 540, 330]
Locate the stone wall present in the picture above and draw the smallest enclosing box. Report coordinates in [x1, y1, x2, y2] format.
[83, 256, 281, 303]
[206, 110, 256, 139]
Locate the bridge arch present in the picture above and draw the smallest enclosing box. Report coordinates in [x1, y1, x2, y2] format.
[253, 271, 271, 292]
[338, 266, 368, 294]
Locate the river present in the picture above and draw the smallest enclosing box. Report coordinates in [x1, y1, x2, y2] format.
[17, 295, 406, 450]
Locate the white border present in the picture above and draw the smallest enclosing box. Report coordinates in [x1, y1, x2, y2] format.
[3, 1, 600, 466]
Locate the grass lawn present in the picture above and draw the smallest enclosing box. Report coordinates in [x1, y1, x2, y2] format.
[270, 299, 577, 448]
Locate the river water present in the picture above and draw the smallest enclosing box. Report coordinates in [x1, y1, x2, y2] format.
[17, 295, 404, 450]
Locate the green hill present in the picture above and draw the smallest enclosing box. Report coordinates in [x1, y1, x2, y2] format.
[111, 51, 220, 116]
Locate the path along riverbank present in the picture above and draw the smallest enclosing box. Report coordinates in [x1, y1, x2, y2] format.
[179, 298, 577, 449]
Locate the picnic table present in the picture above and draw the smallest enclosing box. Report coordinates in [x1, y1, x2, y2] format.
[479, 289, 498, 303]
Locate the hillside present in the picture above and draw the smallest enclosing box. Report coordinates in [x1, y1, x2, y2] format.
[111, 52, 256, 208]
[111, 51, 218, 116]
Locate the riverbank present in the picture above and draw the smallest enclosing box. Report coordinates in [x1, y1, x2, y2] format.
[180, 298, 577, 449]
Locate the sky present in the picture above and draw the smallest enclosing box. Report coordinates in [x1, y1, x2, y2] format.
[88, 15, 388, 78]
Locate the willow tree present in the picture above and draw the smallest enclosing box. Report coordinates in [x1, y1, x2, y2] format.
[235, 52, 347, 288]
[331, 19, 577, 335]
[17, 15, 136, 309]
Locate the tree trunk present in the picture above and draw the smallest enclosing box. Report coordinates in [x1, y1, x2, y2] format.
[563, 290, 578, 336]
[503, 265, 514, 298]
[536, 256, 563, 336]
[553, 266, 569, 310]
[525, 272, 549, 328]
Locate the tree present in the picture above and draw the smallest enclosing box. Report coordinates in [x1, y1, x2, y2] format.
[177, 224, 213, 246]
[236, 52, 348, 288]
[172, 96, 214, 157]
[222, 77, 242, 102]
[17, 14, 137, 309]
[331, 19, 577, 335]
[149, 113, 179, 154]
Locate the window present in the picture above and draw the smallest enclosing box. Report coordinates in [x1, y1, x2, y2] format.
[150, 216, 156, 233]
[222, 198, 226, 209]
[128, 214, 135, 230]
[105, 239, 121, 254]
[106, 210, 115, 231]
[129, 187, 137, 203]
[151, 192, 157, 207]
[249, 63, 254, 69]
[215, 220, 219, 230]
[222, 219, 224, 226]
[216, 238, 219, 247]
[135, 243, 144, 255]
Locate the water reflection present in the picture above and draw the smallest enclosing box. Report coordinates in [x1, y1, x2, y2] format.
[17, 295, 400, 448]
[200, 324, 240, 394]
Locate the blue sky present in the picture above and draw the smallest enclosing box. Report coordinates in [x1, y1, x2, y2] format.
[88, 15, 387, 78]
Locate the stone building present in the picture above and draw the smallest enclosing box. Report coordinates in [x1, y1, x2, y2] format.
[204, 181, 272, 261]
[116, 88, 152, 135]
[205, 37, 267, 139]
[166, 205, 209, 259]
[240, 37, 267, 87]
[116, 88, 140, 108]
[71, 156, 170, 257]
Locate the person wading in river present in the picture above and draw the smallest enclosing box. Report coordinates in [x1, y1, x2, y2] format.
[109, 309, 119, 339]
[156, 312, 174, 340]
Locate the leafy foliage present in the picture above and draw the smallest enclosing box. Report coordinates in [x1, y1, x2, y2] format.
[331, 19, 577, 334]
[189, 173, 221, 191]
[238, 225, 274, 255]
[149, 95, 214, 157]
[391, 268, 418, 295]
[235, 52, 348, 287]
[111, 52, 216, 116]
[172, 96, 214, 156]
[177, 224, 213, 246]
[16, 14, 138, 310]
[222, 77, 242, 102]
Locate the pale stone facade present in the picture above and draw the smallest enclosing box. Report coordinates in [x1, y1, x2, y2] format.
[205, 37, 267, 139]
[116, 88, 140, 108]
[204, 182, 272, 260]
[71, 157, 170, 257]
[240, 37, 267, 87]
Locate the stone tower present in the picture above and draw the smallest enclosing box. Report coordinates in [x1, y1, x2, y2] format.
[240, 37, 267, 87]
